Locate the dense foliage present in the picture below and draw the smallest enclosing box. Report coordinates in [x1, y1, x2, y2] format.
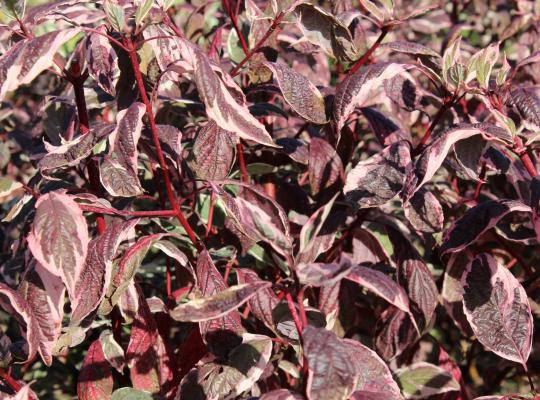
[0, 0, 540, 398]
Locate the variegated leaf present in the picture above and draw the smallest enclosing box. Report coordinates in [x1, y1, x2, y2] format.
[461, 253, 533, 365]
[70, 219, 139, 324]
[177, 39, 276, 147]
[18, 261, 65, 366]
[303, 326, 402, 400]
[344, 140, 411, 207]
[170, 282, 271, 322]
[309, 137, 344, 196]
[440, 200, 531, 255]
[85, 25, 118, 95]
[236, 268, 278, 330]
[406, 123, 513, 198]
[177, 333, 272, 398]
[189, 120, 236, 180]
[334, 63, 409, 132]
[265, 62, 327, 124]
[196, 249, 243, 354]
[395, 362, 460, 399]
[39, 123, 114, 177]
[99, 156, 143, 197]
[27, 191, 89, 302]
[295, 3, 358, 62]
[0, 29, 81, 101]
[0, 283, 39, 363]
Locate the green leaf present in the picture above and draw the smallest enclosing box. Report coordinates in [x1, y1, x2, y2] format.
[0, 0, 25, 20]
[396, 362, 460, 399]
[111, 388, 153, 400]
[442, 35, 462, 86]
[103, 0, 126, 32]
[135, 0, 153, 26]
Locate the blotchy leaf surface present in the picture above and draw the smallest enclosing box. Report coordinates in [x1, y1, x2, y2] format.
[236, 268, 278, 329]
[309, 138, 343, 196]
[406, 123, 513, 198]
[265, 62, 327, 124]
[170, 282, 271, 322]
[403, 189, 444, 233]
[18, 262, 65, 366]
[27, 191, 89, 302]
[0, 283, 39, 363]
[85, 25, 118, 95]
[295, 3, 358, 62]
[190, 120, 236, 180]
[440, 200, 531, 254]
[344, 140, 411, 207]
[461, 253, 533, 364]
[334, 63, 409, 132]
[177, 39, 276, 147]
[71, 219, 139, 324]
[303, 326, 402, 400]
[77, 339, 113, 400]
[0, 29, 81, 101]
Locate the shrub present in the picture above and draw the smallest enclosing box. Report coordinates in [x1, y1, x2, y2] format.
[0, 0, 539, 399]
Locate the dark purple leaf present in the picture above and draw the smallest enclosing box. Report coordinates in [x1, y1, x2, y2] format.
[344, 140, 411, 207]
[265, 62, 327, 124]
[189, 120, 236, 180]
[309, 137, 344, 196]
[440, 199, 531, 255]
[303, 326, 402, 400]
[334, 63, 409, 132]
[462, 253, 533, 365]
[403, 189, 444, 233]
[236, 268, 278, 330]
[71, 219, 139, 324]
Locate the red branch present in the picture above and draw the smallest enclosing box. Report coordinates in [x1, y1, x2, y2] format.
[347, 27, 389, 76]
[230, 12, 285, 77]
[123, 36, 200, 249]
[513, 136, 537, 178]
[0, 369, 23, 396]
[413, 92, 457, 156]
[69, 59, 106, 234]
[236, 142, 249, 182]
[223, 0, 249, 55]
[79, 204, 178, 217]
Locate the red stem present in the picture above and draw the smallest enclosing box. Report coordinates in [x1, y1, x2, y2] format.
[0, 369, 23, 395]
[123, 36, 199, 249]
[513, 136, 537, 178]
[297, 288, 308, 329]
[473, 162, 487, 201]
[236, 142, 249, 182]
[79, 204, 178, 217]
[69, 59, 106, 234]
[223, 0, 249, 55]
[285, 292, 303, 334]
[413, 93, 457, 156]
[347, 27, 389, 76]
[230, 12, 285, 77]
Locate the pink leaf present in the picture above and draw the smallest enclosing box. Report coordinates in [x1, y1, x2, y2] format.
[77, 339, 113, 400]
[27, 191, 89, 302]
